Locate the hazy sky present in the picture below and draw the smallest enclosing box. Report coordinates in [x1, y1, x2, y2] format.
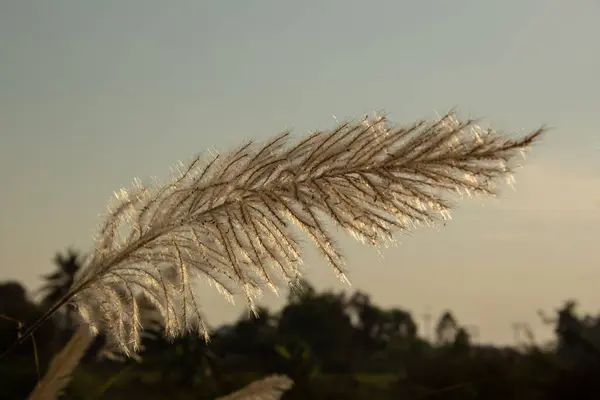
[1, 1, 599, 344]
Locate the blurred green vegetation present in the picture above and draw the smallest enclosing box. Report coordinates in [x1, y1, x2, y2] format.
[2, 251, 600, 399]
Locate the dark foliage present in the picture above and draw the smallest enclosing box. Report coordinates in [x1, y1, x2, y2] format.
[2, 276, 600, 399]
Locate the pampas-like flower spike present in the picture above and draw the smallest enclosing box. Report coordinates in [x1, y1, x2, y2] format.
[14, 111, 545, 356]
[28, 325, 95, 400]
[216, 374, 293, 400]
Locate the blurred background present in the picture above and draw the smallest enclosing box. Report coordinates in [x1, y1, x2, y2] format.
[1, 1, 599, 398]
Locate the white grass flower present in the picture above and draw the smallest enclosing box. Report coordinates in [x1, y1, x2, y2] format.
[216, 374, 293, 400]
[27, 325, 95, 400]
[6, 111, 545, 357]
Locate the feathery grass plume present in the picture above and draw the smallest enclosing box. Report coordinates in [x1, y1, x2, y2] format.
[7, 111, 545, 357]
[28, 324, 94, 400]
[216, 375, 293, 400]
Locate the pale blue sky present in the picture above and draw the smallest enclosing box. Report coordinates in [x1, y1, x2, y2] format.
[1, 1, 599, 344]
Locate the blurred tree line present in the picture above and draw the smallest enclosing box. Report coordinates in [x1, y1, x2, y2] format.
[2, 250, 600, 399]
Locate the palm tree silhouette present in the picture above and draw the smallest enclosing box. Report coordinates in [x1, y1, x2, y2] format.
[37, 249, 82, 331]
